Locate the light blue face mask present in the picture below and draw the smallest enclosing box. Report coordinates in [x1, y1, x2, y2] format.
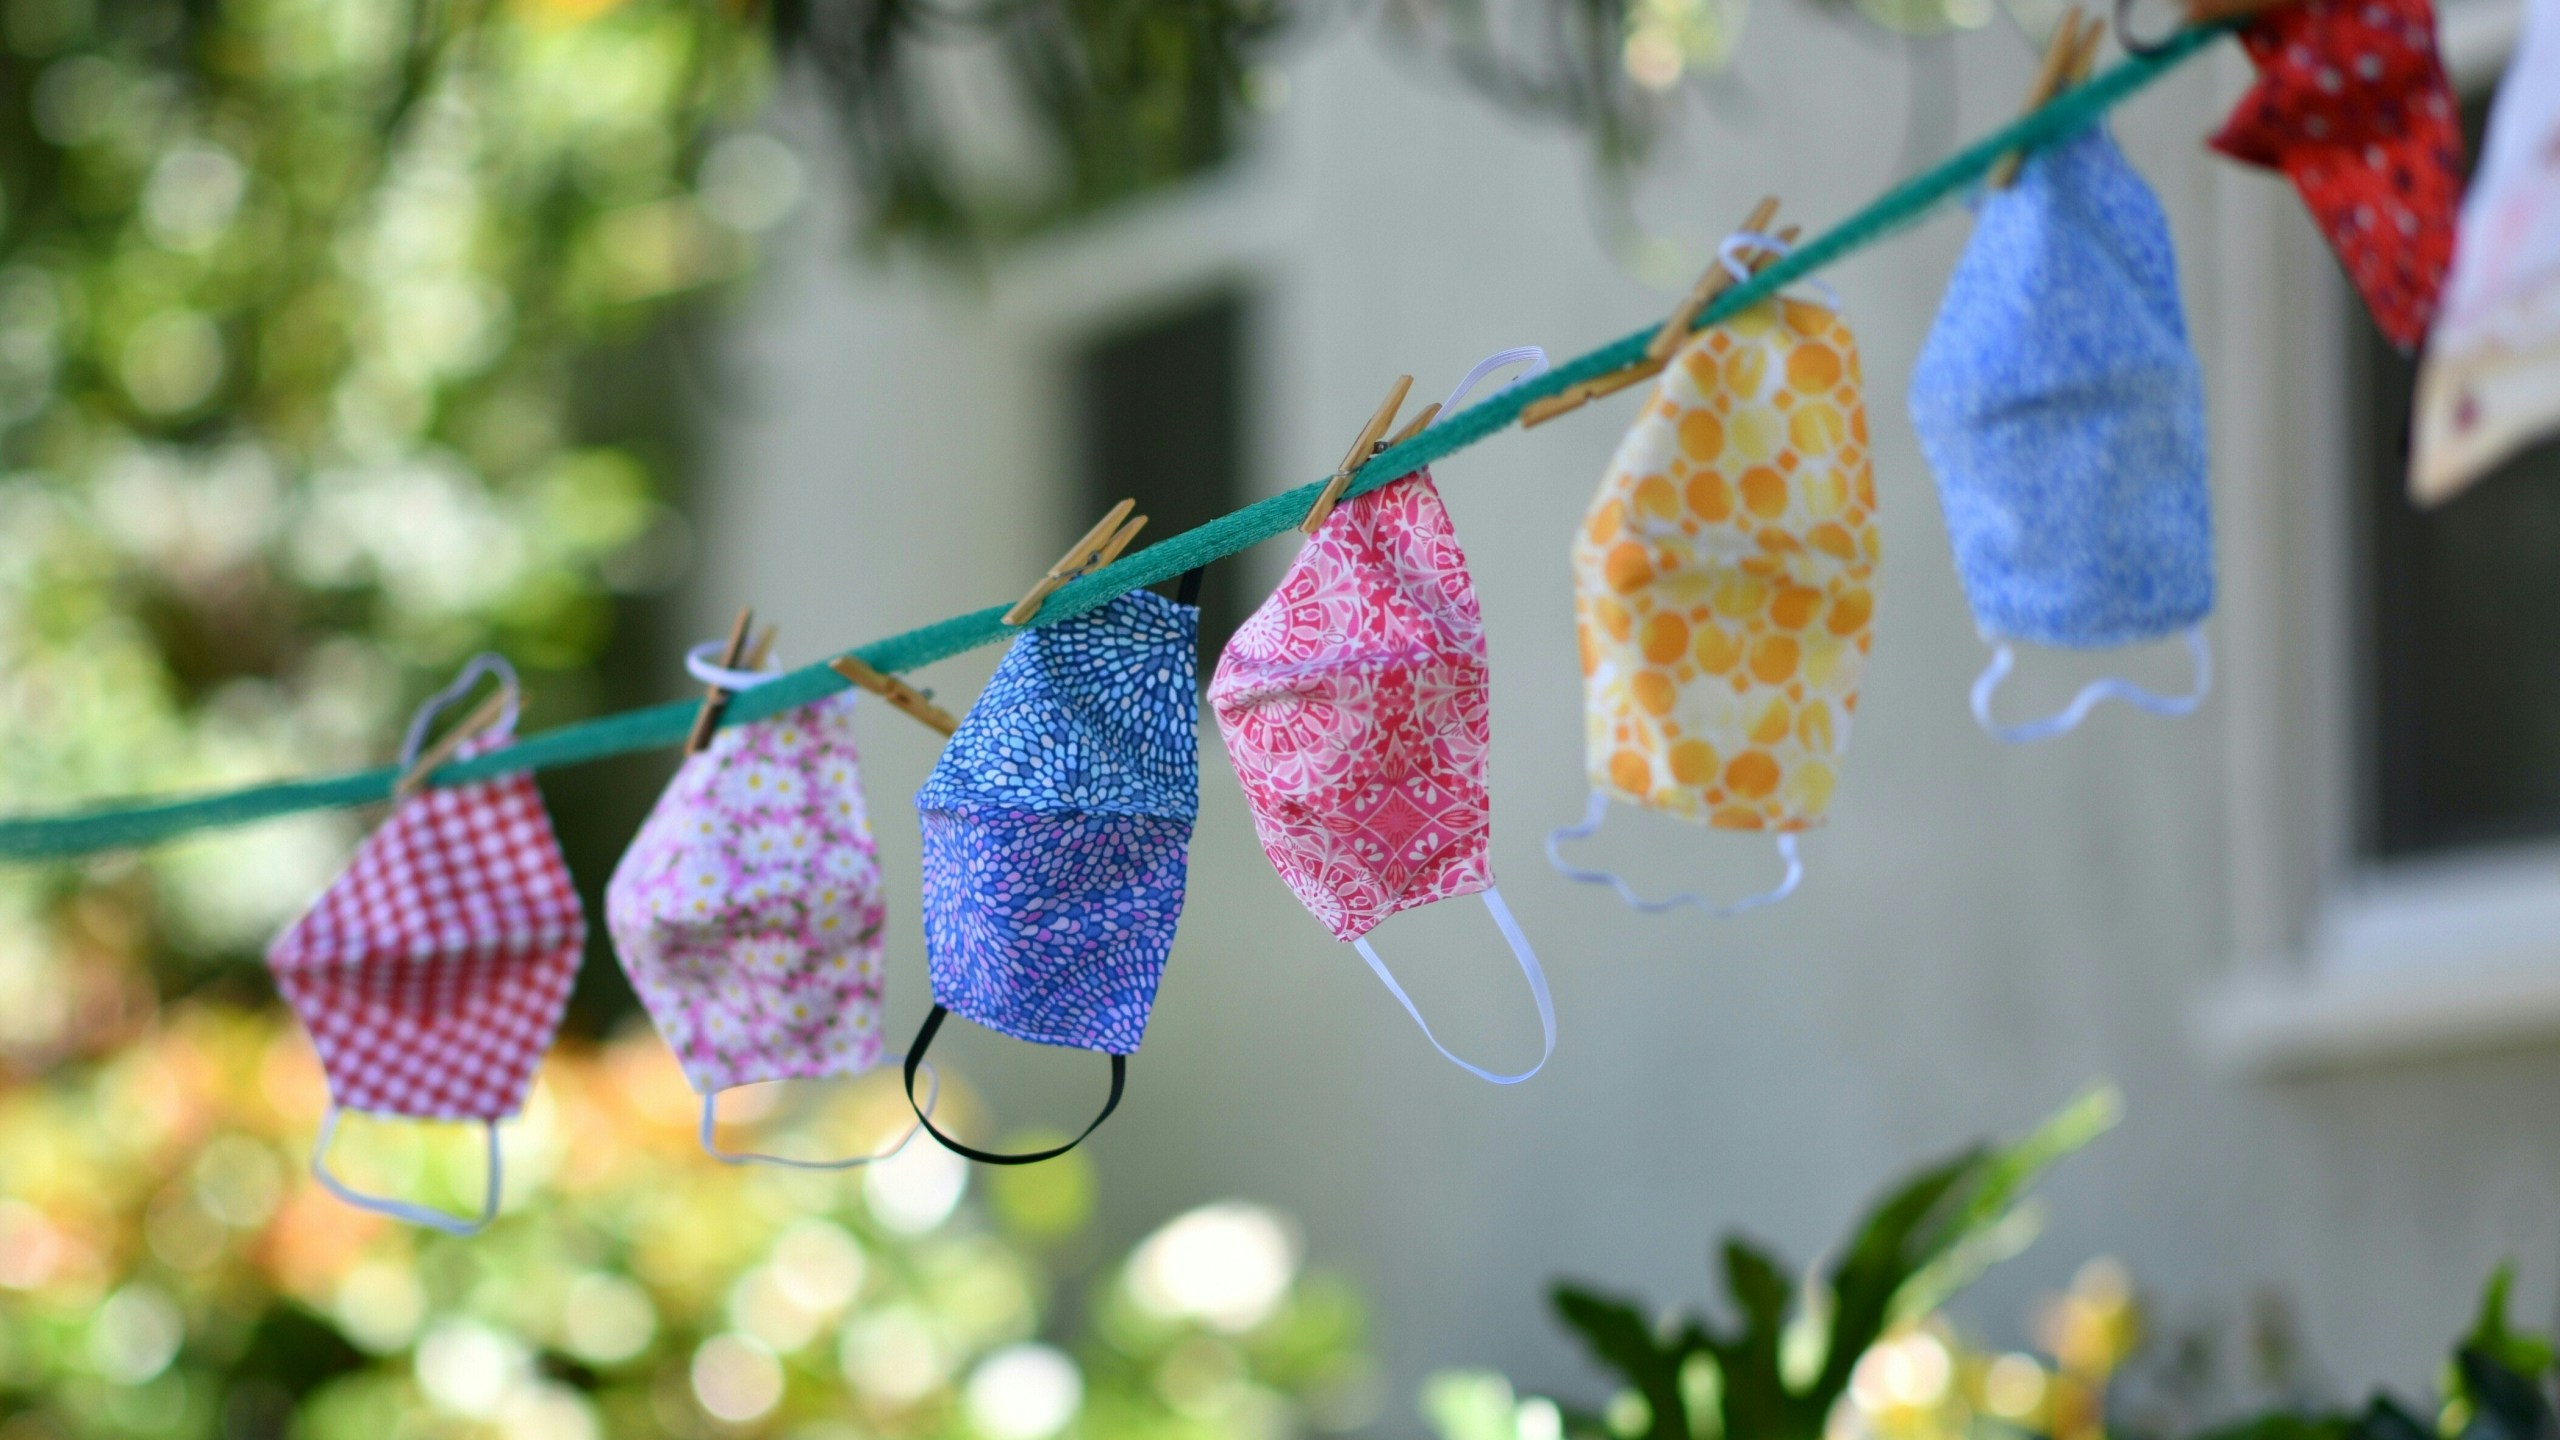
[1908, 125, 2215, 742]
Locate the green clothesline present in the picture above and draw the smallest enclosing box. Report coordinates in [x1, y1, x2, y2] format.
[0, 20, 2229, 864]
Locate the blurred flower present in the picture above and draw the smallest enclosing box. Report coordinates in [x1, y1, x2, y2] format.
[0, 985, 1363, 1440]
[693, 1331, 785, 1423]
[1622, 0, 1752, 86]
[867, 1135, 968, 1235]
[968, 1342, 1084, 1440]
[842, 1302, 953, 1405]
[1127, 1202, 1301, 1333]
[562, 1271, 657, 1365]
[417, 1318, 528, 1417]
[86, 1281, 183, 1382]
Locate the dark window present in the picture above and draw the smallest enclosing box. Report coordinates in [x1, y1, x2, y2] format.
[1072, 289, 1251, 658]
[2360, 90, 2560, 857]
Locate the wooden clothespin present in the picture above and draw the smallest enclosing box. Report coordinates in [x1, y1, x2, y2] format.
[2057, 9, 2103, 87]
[1302, 375, 1414, 535]
[393, 685, 516, 800]
[1521, 197, 1787, 429]
[1384, 401, 1441, 449]
[1990, 10, 2095, 189]
[828, 654, 961, 737]
[1004, 499, 1148, 626]
[1087, 509, 1149, 572]
[684, 606, 754, 756]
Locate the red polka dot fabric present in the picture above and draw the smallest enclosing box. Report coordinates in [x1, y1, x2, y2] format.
[2210, 0, 2465, 350]
[267, 737, 585, 1121]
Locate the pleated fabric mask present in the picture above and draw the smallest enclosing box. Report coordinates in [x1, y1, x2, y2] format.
[606, 643, 928, 1170]
[1212, 350, 1557, 1085]
[1908, 126, 2215, 743]
[268, 654, 583, 1234]
[2412, 0, 2560, 504]
[905, 583, 1202, 1164]
[1550, 238, 1877, 914]
[2208, 0, 2463, 351]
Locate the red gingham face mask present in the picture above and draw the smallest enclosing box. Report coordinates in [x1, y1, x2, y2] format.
[268, 655, 585, 1233]
[2210, 0, 2465, 350]
[1210, 350, 1556, 1086]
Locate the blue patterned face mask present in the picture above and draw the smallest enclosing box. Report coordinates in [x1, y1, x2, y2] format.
[903, 582, 1202, 1165]
[1908, 126, 2215, 743]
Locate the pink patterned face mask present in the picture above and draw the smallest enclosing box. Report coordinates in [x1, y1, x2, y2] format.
[605, 647, 928, 1169]
[1210, 351, 1556, 1085]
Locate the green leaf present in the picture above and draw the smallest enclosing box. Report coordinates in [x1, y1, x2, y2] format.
[2453, 1346, 2558, 1440]
[2360, 1394, 2442, 1440]
[1723, 1240, 1793, 1335]
[1819, 1085, 2121, 1413]
[1709, 1240, 1801, 1440]
[1802, 1145, 1980, 1413]
[1543, 1086, 2120, 1440]
[1552, 1285, 1691, 1440]
[2189, 1414, 2358, 1440]
[1891, 1084, 2124, 1324]
[1558, 1404, 1617, 1440]
[2463, 1265, 2557, 1387]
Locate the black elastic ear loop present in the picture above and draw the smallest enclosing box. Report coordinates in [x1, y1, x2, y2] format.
[902, 1006, 1127, 1165]
[902, 563, 1189, 1167]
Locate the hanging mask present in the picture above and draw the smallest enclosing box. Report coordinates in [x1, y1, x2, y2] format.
[1550, 239, 1876, 913]
[2412, 0, 2560, 504]
[606, 644, 928, 1169]
[2208, 0, 2463, 351]
[268, 654, 583, 1234]
[1908, 126, 2215, 743]
[1212, 350, 1558, 1085]
[904, 583, 1202, 1164]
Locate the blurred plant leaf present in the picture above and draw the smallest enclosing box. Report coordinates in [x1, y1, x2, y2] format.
[2461, 1265, 2557, 1389]
[2455, 1345, 2560, 1440]
[1554, 1284, 1692, 1440]
[770, 0, 1281, 251]
[1891, 1082, 2123, 1323]
[1544, 1086, 2116, 1440]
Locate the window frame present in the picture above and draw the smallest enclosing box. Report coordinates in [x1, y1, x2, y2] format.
[2197, 0, 2550, 1074]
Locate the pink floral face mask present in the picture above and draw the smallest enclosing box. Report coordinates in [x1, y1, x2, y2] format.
[1210, 351, 1556, 1085]
[606, 647, 928, 1168]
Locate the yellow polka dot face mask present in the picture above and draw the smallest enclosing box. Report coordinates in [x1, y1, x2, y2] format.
[1550, 293, 1879, 912]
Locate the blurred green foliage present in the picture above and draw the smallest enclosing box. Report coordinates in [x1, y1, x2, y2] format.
[0, 1003, 1376, 1438]
[1538, 1087, 2120, 1440]
[1423, 1088, 2135, 1440]
[772, 0, 1284, 249]
[2187, 1268, 2559, 1440]
[0, 0, 787, 1055]
[1422, 1104, 2560, 1440]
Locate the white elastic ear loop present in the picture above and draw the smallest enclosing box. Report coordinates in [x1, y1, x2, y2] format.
[1970, 624, 2211, 744]
[1347, 885, 1556, 1085]
[396, 653, 522, 769]
[685, 640, 782, 692]
[1438, 346, 1550, 419]
[1717, 231, 1843, 312]
[309, 1105, 502, 1236]
[697, 1060, 940, 1170]
[1546, 791, 1805, 916]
